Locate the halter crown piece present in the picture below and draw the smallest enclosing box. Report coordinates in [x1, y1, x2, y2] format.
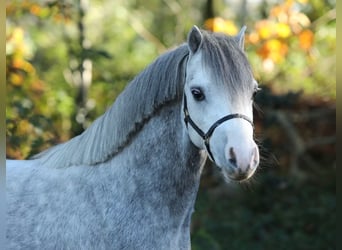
[183, 93, 254, 162]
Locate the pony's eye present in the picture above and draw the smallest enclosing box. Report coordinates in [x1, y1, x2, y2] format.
[252, 87, 261, 100]
[191, 88, 205, 101]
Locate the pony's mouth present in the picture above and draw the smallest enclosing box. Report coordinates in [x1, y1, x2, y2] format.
[220, 166, 256, 182]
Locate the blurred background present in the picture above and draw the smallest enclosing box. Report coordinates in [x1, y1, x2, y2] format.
[6, 0, 335, 249]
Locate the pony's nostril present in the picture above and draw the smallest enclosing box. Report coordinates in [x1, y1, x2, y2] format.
[251, 146, 259, 168]
[229, 159, 237, 168]
[229, 147, 237, 168]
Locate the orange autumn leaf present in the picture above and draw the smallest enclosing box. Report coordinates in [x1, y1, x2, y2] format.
[270, 5, 284, 18]
[270, 0, 299, 19]
[9, 73, 24, 86]
[12, 58, 35, 73]
[247, 31, 260, 44]
[204, 18, 238, 35]
[6, 145, 24, 159]
[258, 26, 273, 40]
[289, 12, 311, 34]
[11, 27, 24, 45]
[256, 20, 275, 40]
[12, 58, 25, 69]
[31, 80, 45, 94]
[21, 60, 35, 73]
[30, 4, 41, 16]
[299, 29, 314, 50]
[285, 0, 295, 8]
[258, 39, 289, 63]
[276, 23, 292, 38]
[297, 0, 309, 4]
[18, 119, 34, 134]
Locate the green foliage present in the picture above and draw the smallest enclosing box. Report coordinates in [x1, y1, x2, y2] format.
[192, 170, 335, 250]
[6, 1, 335, 249]
[247, 1, 335, 100]
[6, 0, 206, 158]
[6, 0, 335, 158]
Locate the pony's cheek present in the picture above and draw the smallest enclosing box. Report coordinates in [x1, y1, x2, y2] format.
[204, 134, 226, 166]
[187, 128, 205, 150]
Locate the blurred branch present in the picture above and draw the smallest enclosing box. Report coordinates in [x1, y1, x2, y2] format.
[128, 14, 166, 54]
[162, 0, 185, 44]
[272, 110, 311, 179]
[237, 0, 247, 27]
[274, 111, 305, 155]
[291, 108, 335, 122]
[270, 107, 335, 180]
[306, 136, 336, 148]
[311, 8, 336, 29]
[163, 0, 181, 14]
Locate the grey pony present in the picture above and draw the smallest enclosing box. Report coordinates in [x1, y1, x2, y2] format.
[6, 26, 255, 249]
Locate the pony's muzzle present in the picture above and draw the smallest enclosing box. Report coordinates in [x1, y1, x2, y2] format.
[224, 145, 259, 181]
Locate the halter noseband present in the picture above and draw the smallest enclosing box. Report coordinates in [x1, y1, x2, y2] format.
[183, 93, 254, 162]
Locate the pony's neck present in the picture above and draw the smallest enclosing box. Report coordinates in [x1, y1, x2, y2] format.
[35, 45, 189, 168]
[103, 102, 207, 223]
[110, 101, 207, 179]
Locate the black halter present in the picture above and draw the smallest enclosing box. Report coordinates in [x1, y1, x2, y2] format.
[183, 93, 254, 162]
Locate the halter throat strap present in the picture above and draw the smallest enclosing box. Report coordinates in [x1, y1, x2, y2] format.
[183, 94, 253, 162]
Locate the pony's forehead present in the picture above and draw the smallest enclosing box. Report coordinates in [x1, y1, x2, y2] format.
[203, 33, 253, 79]
[200, 34, 254, 102]
[186, 34, 254, 100]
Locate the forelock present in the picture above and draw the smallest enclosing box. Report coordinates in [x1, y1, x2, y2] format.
[200, 31, 254, 100]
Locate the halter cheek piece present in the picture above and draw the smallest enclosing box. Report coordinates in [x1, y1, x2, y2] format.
[183, 94, 254, 162]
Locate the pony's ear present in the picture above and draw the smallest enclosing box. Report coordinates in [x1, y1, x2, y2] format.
[236, 26, 247, 50]
[187, 25, 203, 54]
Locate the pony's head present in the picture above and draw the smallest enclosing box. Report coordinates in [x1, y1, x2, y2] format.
[183, 26, 260, 181]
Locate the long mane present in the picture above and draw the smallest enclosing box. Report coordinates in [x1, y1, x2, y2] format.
[34, 29, 253, 168]
[35, 44, 189, 168]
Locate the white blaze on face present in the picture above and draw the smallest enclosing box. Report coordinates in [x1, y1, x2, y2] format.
[184, 51, 259, 181]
